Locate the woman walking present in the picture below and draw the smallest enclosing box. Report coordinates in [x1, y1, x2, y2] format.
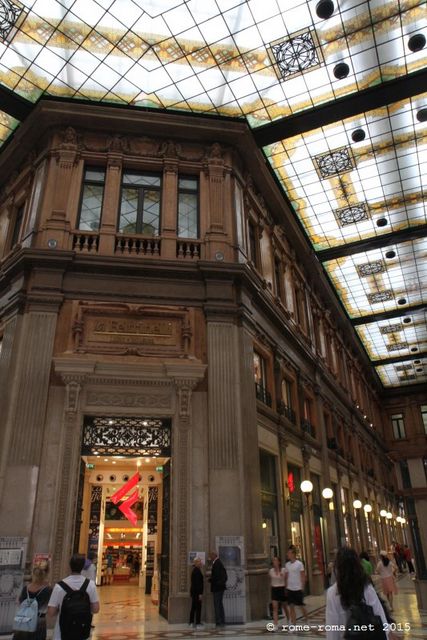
[376, 551, 398, 611]
[13, 564, 52, 640]
[326, 547, 388, 639]
[269, 556, 289, 631]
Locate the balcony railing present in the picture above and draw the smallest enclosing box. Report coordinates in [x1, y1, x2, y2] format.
[277, 400, 296, 424]
[301, 418, 316, 438]
[176, 239, 201, 259]
[255, 382, 272, 407]
[72, 231, 99, 253]
[115, 235, 161, 256]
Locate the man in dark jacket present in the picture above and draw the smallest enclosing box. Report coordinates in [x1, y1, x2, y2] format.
[189, 557, 204, 628]
[208, 551, 227, 628]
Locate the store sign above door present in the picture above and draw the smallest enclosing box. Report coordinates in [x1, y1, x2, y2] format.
[110, 472, 140, 526]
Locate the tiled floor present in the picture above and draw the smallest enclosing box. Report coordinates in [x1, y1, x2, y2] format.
[91, 574, 427, 639]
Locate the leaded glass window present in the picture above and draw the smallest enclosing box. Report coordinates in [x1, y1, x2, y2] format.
[177, 177, 198, 239]
[119, 173, 161, 236]
[78, 168, 105, 231]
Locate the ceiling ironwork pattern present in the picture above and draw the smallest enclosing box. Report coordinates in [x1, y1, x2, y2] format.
[0, 0, 425, 389]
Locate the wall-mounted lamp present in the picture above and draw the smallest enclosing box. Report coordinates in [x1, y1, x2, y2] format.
[322, 487, 333, 500]
[300, 480, 313, 508]
[386, 512, 393, 520]
[380, 509, 388, 517]
[262, 521, 267, 529]
[363, 504, 372, 513]
[353, 499, 362, 510]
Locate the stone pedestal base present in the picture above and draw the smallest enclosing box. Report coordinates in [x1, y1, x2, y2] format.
[168, 595, 192, 623]
[414, 579, 427, 612]
[310, 571, 325, 596]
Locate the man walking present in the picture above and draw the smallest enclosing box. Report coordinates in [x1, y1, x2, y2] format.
[208, 551, 227, 628]
[284, 547, 307, 624]
[47, 554, 99, 640]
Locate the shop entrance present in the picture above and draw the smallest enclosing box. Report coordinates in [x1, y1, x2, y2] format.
[74, 416, 171, 619]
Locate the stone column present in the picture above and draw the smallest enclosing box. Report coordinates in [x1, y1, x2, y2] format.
[50, 374, 88, 581]
[277, 430, 291, 553]
[314, 388, 338, 558]
[203, 144, 233, 261]
[0, 310, 58, 539]
[41, 127, 79, 249]
[207, 321, 267, 620]
[167, 374, 202, 620]
[301, 445, 323, 595]
[160, 143, 179, 259]
[98, 142, 123, 255]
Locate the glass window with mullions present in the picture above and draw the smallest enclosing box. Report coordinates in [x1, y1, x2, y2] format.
[177, 177, 198, 238]
[119, 173, 161, 236]
[78, 168, 105, 231]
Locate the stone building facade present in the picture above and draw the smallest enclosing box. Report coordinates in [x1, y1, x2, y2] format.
[0, 100, 418, 621]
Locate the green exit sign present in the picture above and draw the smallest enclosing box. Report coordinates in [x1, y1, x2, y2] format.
[86, 463, 95, 469]
[156, 466, 163, 472]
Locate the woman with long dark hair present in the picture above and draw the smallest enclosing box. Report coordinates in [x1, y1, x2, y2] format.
[268, 556, 289, 631]
[325, 547, 389, 639]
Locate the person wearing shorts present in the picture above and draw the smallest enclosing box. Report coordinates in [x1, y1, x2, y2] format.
[284, 548, 307, 623]
[269, 557, 289, 630]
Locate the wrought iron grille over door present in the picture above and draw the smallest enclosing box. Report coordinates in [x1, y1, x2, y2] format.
[82, 416, 171, 457]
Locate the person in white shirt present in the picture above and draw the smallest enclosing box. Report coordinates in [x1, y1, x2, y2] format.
[376, 551, 398, 611]
[47, 554, 99, 640]
[284, 547, 307, 624]
[326, 547, 389, 640]
[268, 556, 289, 630]
[81, 552, 97, 583]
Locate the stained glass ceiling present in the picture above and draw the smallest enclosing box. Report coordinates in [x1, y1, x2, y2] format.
[0, 0, 426, 389]
[0, 0, 425, 119]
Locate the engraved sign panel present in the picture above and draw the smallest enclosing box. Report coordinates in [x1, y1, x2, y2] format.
[73, 304, 191, 357]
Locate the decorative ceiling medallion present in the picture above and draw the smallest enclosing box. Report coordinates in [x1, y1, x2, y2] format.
[314, 147, 354, 179]
[356, 260, 386, 277]
[387, 342, 409, 352]
[269, 29, 322, 80]
[0, 0, 25, 41]
[395, 364, 413, 371]
[380, 323, 403, 334]
[367, 291, 393, 304]
[334, 203, 370, 227]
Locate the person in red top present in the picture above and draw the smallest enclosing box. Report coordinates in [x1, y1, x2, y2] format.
[403, 545, 415, 578]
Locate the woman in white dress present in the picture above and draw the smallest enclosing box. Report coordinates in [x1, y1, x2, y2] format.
[376, 551, 398, 611]
[326, 547, 389, 640]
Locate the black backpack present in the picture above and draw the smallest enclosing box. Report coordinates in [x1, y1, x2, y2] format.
[59, 578, 92, 640]
[344, 601, 387, 639]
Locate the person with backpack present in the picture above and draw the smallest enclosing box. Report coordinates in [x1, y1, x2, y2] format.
[13, 564, 52, 640]
[325, 547, 389, 639]
[46, 554, 99, 640]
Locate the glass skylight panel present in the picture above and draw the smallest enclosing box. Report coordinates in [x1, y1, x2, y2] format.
[376, 360, 427, 388]
[0, 109, 19, 147]
[266, 94, 427, 250]
[323, 238, 427, 319]
[356, 310, 427, 361]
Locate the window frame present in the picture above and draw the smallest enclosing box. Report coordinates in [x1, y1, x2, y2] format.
[77, 166, 106, 231]
[118, 171, 162, 236]
[421, 405, 427, 435]
[177, 176, 199, 239]
[9, 203, 25, 248]
[391, 413, 406, 439]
